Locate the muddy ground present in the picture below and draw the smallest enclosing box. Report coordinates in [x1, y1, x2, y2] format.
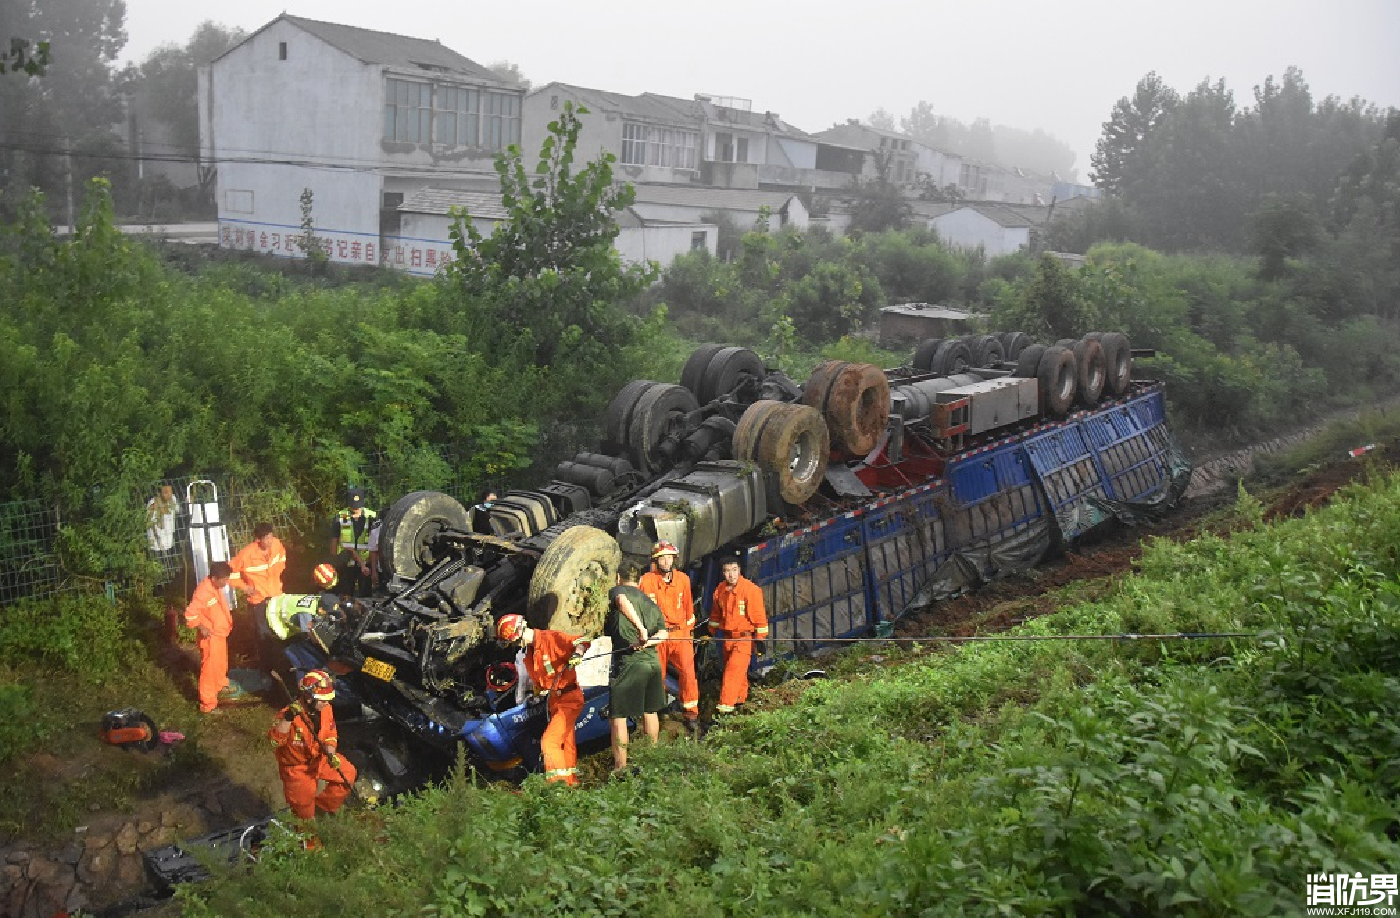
[2, 433, 1394, 918]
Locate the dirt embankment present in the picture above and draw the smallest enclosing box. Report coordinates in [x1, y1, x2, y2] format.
[1, 431, 1393, 917]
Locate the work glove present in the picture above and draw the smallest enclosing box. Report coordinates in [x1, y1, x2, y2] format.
[755, 640, 768, 656]
[327, 752, 342, 770]
[283, 702, 303, 723]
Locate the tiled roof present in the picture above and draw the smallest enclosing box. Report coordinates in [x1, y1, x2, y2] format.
[530, 83, 702, 125]
[928, 204, 1036, 229]
[398, 188, 508, 220]
[272, 15, 499, 80]
[630, 185, 800, 211]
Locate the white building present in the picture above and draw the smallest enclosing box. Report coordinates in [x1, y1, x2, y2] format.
[920, 204, 1035, 257]
[393, 188, 717, 274]
[198, 15, 522, 268]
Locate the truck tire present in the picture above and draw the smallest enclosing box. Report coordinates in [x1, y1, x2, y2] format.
[967, 334, 1005, 367]
[999, 331, 1032, 360]
[755, 404, 830, 505]
[699, 346, 765, 405]
[732, 400, 786, 463]
[679, 344, 725, 398]
[1091, 332, 1132, 396]
[929, 339, 972, 377]
[626, 383, 699, 475]
[801, 361, 889, 457]
[1037, 346, 1077, 417]
[1013, 344, 1047, 378]
[603, 380, 657, 451]
[378, 491, 470, 582]
[526, 526, 622, 636]
[911, 338, 944, 372]
[1072, 337, 1106, 407]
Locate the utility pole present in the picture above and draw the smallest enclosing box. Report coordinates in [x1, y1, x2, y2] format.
[63, 135, 74, 234]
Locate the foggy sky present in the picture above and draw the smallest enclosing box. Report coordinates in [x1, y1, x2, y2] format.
[120, 0, 1400, 177]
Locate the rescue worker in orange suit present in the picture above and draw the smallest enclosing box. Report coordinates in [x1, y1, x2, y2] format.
[228, 522, 287, 669]
[269, 670, 357, 820]
[639, 540, 700, 735]
[709, 556, 768, 716]
[497, 614, 588, 786]
[184, 561, 237, 714]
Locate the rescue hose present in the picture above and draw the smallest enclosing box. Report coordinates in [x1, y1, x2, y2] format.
[270, 670, 361, 803]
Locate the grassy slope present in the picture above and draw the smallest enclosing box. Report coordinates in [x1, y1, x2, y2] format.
[182, 467, 1400, 917]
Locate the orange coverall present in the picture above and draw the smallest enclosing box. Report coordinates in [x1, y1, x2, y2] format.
[710, 576, 768, 712]
[184, 577, 233, 713]
[269, 704, 357, 819]
[524, 629, 587, 785]
[228, 537, 287, 604]
[640, 568, 699, 721]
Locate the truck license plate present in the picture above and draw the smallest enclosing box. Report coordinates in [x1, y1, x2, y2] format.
[362, 657, 396, 681]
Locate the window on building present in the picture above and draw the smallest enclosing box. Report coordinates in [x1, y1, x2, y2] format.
[384, 78, 431, 143]
[278, 42, 287, 61]
[691, 231, 708, 251]
[434, 85, 480, 147]
[483, 91, 521, 150]
[715, 131, 733, 163]
[736, 137, 748, 163]
[622, 123, 698, 168]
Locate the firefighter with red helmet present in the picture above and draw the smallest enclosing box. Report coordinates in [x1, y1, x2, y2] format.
[639, 540, 700, 734]
[269, 670, 357, 820]
[497, 613, 588, 786]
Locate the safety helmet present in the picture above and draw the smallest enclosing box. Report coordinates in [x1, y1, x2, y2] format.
[496, 614, 527, 643]
[313, 563, 338, 589]
[485, 661, 518, 694]
[651, 540, 679, 559]
[299, 669, 336, 702]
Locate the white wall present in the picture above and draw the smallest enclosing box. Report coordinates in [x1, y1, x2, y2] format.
[216, 162, 383, 265]
[929, 209, 1030, 257]
[615, 224, 716, 266]
[631, 198, 807, 232]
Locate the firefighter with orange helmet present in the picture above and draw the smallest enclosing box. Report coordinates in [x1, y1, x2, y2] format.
[639, 540, 700, 734]
[269, 670, 357, 820]
[497, 613, 589, 786]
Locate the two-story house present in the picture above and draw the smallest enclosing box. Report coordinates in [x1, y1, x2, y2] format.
[199, 15, 523, 268]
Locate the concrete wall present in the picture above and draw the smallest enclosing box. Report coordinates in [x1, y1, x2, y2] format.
[928, 209, 1029, 256]
[204, 20, 382, 168]
[524, 86, 700, 186]
[216, 162, 382, 265]
[615, 224, 717, 266]
[631, 197, 807, 232]
[914, 146, 962, 189]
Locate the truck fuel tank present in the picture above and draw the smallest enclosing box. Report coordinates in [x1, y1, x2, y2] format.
[616, 461, 767, 565]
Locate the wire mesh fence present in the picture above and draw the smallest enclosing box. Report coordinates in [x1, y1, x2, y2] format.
[0, 499, 64, 605]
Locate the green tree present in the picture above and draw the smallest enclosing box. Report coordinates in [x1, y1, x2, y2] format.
[1091, 72, 1178, 195]
[1250, 194, 1321, 281]
[445, 101, 655, 385]
[0, 0, 129, 216]
[867, 108, 895, 132]
[847, 150, 910, 234]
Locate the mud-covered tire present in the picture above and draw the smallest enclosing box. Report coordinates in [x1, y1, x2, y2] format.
[801, 361, 889, 457]
[1090, 332, 1132, 396]
[378, 491, 470, 582]
[929, 339, 972, 377]
[699, 346, 765, 405]
[999, 331, 1033, 360]
[732, 400, 786, 464]
[1037, 346, 1077, 417]
[1055, 338, 1077, 348]
[626, 383, 699, 475]
[911, 338, 944, 372]
[1013, 344, 1047, 378]
[526, 526, 622, 636]
[679, 344, 725, 398]
[1072, 338, 1106, 407]
[967, 334, 1005, 367]
[736, 402, 830, 505]
[603, 380, 656, 450]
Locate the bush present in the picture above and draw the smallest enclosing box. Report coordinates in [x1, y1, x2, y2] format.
[0, 593, 130, 675]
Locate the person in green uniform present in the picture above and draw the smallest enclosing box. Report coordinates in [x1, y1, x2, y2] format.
[606, 560, 669, 775]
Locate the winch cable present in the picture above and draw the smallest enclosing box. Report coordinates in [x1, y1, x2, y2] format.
[564, 630, 1262, 666]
